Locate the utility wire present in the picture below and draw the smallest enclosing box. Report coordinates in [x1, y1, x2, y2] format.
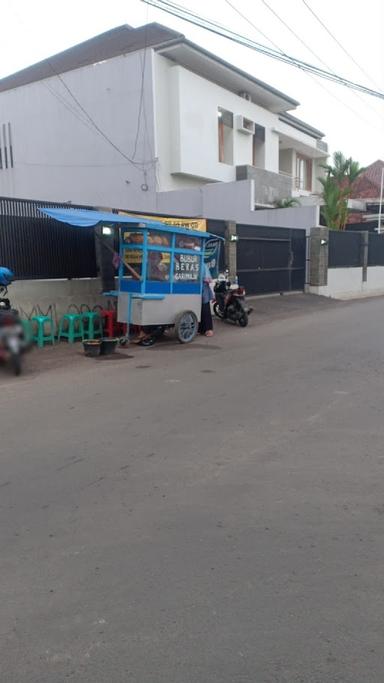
[132, 21, 149, 160]
[5, 0, 155, 172]
[142, 0, 384, 99]
[5, 1, 157, 176]
[223, 0, 284, 51]
[49, 65, 149, 169]
[301, 0, 384, 93]
[254, 0, 384, 128]
[224, 0, 382, 136]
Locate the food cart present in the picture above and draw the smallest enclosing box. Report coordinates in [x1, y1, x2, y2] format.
[41, 208, 222, 344]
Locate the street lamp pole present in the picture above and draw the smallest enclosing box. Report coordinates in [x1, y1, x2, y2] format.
[378, 167, 384, 235]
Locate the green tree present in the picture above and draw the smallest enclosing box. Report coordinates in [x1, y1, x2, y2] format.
[274, 197, 301, 208]
[319, 152, 364, 230]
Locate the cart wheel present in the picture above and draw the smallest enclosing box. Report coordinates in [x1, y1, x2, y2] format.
[174, 311, 198, 344]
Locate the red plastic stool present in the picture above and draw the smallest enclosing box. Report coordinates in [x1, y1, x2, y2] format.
[101, 309, 117, 338]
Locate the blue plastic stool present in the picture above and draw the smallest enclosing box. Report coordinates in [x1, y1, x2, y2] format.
[58, 313, 84, 343]
[31, 316, 55, 348]
[81, 311, 103, 340]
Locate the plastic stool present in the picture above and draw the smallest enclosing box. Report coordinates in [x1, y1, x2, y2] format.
[31, 315, 55, 348]
[101, 309, 117, 338]
[58, 313, 84, 343]
[21, 319, 33, 344]
[81, 311, 102, 340]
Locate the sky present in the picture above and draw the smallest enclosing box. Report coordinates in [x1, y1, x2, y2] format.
[1, 0, 383, 167]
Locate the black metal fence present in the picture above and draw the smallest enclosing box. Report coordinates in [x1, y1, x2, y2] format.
[368, 233, 384, 266]
[328, 231, 362, 267]
[0, 197, 97, 279]
[0, 197, 311, 297]
[329, 230, 384, 268]
[236, 225, 306, 295]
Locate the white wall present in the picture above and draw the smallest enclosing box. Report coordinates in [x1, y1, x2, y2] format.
[11, 278, 110, 321]
[156, 179, 320, 229]
[276, 120, 322, 153]
[0, 51, 158, 207]
[309, 267, 384, 299]
[154, 57, 281, 189]
[0, 48, 328, 207]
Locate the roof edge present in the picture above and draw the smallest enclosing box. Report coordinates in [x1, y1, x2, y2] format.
[156, 38, 300, 110]
[0, 23, 184, 94]
[279, 112, 325, 139]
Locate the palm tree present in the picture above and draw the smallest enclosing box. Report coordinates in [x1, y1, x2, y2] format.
[319, 151, 364, 230]
[274, 197, 301, 208]
[318, 176, 342, 230]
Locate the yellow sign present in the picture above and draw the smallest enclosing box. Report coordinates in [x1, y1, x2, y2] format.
[119, 211, 207, 232]
[123, 249, 143, 265]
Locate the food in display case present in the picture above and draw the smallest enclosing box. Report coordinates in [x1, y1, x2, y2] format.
[123, 231, 144, 244]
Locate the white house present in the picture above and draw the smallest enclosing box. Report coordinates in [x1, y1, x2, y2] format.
[0, 23, 328, 210]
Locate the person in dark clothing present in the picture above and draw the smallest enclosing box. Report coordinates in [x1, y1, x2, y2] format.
[199, 263, 214, 337]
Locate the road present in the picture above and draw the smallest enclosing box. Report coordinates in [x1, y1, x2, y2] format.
[1, 295, 384, 683]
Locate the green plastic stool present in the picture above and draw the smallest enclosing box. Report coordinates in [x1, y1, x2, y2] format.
[31, 315, 55, 348]
[81, 311, 102, 340]
[58, 313, 85, 343]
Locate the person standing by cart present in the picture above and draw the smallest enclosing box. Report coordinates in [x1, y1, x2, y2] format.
[200, 263, 214, 337]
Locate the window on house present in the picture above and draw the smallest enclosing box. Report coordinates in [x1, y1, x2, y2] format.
[252, 124, 265, 167]
[0, 123, 14, 170]
[218, 108, 233, 164]
[295, 154, 312, 191]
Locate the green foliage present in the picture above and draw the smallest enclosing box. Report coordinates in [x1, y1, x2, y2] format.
[319, 152, 364, 230]
[274, 197, 301, 208]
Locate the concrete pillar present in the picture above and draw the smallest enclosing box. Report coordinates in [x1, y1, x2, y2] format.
[361, 231, 369, 283]
[309, 227, 329, 287]
[225, 221, 237, 279]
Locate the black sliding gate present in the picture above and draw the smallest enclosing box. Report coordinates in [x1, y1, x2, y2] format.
[236, 224, 306, 296]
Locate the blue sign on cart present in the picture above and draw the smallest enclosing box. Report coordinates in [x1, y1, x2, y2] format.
[204, 239, 221, 279]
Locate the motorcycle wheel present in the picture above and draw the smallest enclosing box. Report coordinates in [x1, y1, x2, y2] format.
[213, 302, 225, 319]
[139, 335, 157, 347]
[238, 312, 248, 327]
[10, 352, 22, 376]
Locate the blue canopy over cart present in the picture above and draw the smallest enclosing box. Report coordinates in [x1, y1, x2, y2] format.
[41, 208, 222, 344]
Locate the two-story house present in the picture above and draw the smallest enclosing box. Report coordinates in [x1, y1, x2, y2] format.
[0, 22, 327, 210]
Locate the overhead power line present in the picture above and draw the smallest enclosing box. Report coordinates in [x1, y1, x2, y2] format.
[141, 0, 384, 100]
[301, 0, 384, 93]
[49, 64, 149, 170]
[226, 0, 384, 130]
[5, 0, 157, 175]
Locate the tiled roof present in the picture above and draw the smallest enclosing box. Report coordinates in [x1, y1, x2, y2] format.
[362, 159, 384, 189]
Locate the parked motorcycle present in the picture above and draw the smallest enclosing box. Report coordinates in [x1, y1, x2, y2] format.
[0, 267, 28, 376]
[213, 272, 252, 327]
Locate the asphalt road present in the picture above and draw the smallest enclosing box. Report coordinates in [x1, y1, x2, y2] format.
[1, 295, 384, 683]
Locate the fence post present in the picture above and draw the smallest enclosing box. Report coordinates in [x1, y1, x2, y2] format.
[309, 227, 329, 287]
[94, 225, 115, 292]
[361, 231, 369, 283]
[225, 221, 237, 279]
